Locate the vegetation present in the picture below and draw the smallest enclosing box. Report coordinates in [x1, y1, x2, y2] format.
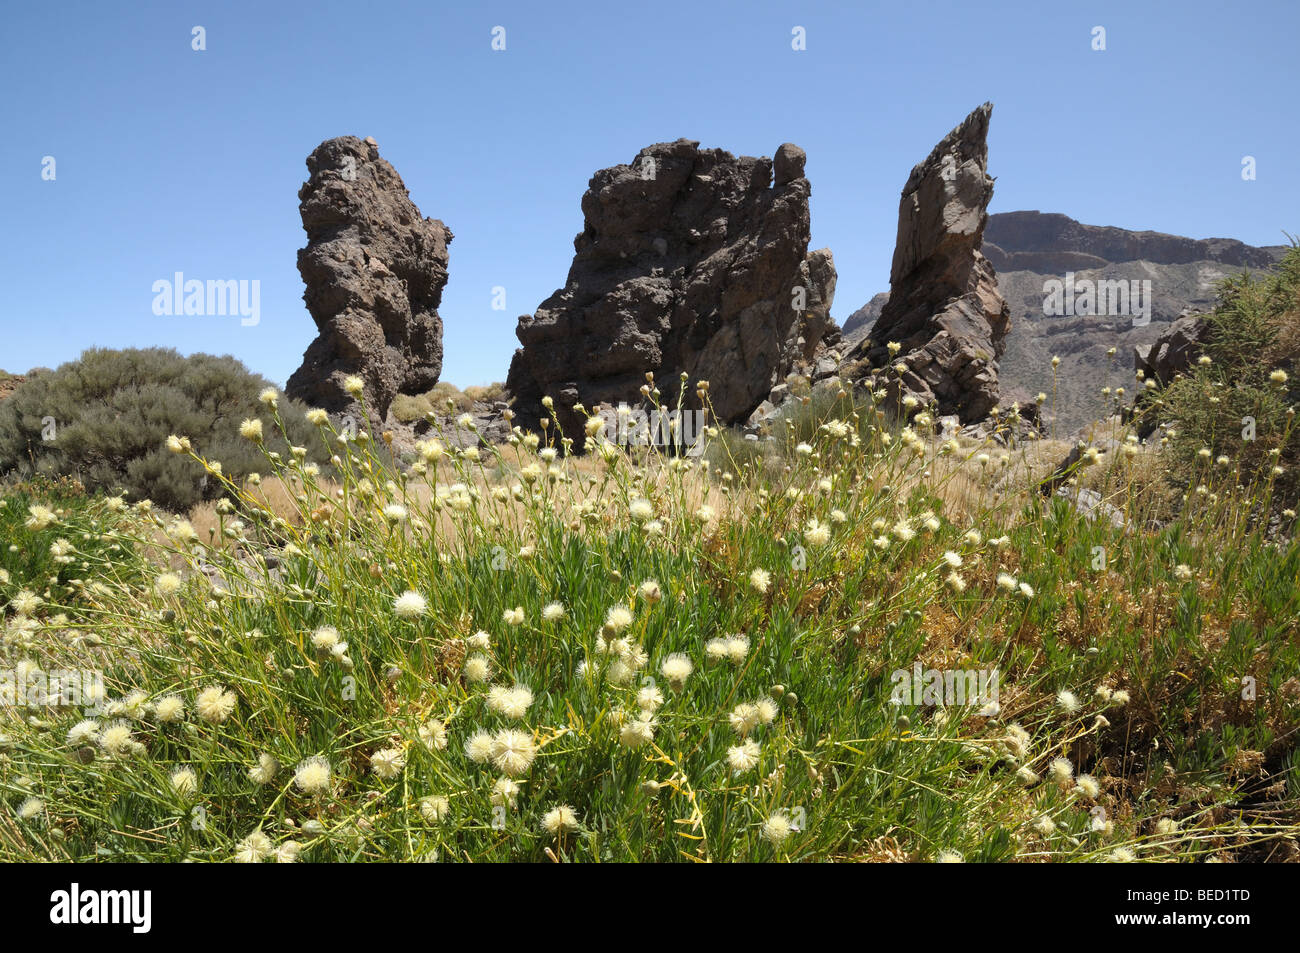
[0, 348, 329, 513]
[0, 476, 146, 612]
[0, 362, 1295, 862]
[1137, 244, 1299, 516]
[390, 381, 505, 423]
[0, 259, 1295, 862]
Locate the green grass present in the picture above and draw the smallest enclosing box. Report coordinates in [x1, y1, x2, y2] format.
[0, 476, 147, 614]
[0, 386, 1296, 863]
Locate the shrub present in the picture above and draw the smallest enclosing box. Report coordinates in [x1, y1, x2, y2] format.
[0, 348, 329, 513]
[703, 425, 781, 481]
[390, 393, 434, 423]
[429, 381, 475, 413]
[392, 381, 500, 423]
[1147, 244, 1299, 514]
[463, 382, 505, 404]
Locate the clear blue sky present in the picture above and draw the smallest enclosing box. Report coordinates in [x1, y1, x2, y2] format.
[3, 0, 1296, 388]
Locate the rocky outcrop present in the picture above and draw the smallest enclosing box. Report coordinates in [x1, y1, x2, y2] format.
[841, 103, 1010, 422]
[1128, 313, 1217, 438]
[0, 374, 24, 403]
[505, 139, 836, 448]
[286, 136, 452, 426]
[1133, 314, 1213, 386]
[843, 212, 1285, 435]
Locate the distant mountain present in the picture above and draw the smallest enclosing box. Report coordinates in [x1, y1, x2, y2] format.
[842, 292, 889, 338]
[841, 211, 1288, 433]
[983, 211, 1278, 273]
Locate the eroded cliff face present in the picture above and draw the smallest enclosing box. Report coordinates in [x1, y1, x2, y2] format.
[506, 138, 835, 448]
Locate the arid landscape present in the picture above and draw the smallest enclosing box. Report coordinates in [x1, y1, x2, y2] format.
[1, 4, 1297, 885]
[2, 98, 1297, 866]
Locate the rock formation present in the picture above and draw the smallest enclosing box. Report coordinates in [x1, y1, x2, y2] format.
[1127, 314, 1217, 438]
[505, 138, 836, 448]
[1133, 314, 1214, 386]
[0, 373, 24, 403]
[845, 212, 1284, 434]
[841, 103, 1010, 422]
[286, 136, 451, 426]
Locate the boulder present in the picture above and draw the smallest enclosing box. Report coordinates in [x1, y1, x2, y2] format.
[1133, 313, 1212, 386]
[505, 138, 836, 449]
[1129, 312, 1215, 437]
[286, 136, 452, 426]
[841, 104, 1010, 422]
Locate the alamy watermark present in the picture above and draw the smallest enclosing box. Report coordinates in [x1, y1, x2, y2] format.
[1042, 273, 1151, 327]
[152, 272, 260, 326]
[889, 664, 1000, 708]
[1, 667, 105, 709]
[613, 403, 707, 456]
[50, 883, 151, 933]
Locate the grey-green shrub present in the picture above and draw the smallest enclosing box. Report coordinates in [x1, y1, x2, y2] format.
[0, 347, 327, 512]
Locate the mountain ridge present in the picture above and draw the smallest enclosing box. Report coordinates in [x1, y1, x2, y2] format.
[842, 211, 1289, 433]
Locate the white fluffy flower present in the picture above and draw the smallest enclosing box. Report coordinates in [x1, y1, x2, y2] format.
[370, 747, 406, 780]
[66, 718, 100, 747]
[249, 753, 279, 785]
[619, 713, 656, 749]
[293, 756, 332, 795]
[605, 605, 634, 633]
[490, 729, 537, 777]
[195, 685, 237, 724]
[761, 812, 794, 845]
[419, 720, 448, 750]
[233, 829, 274, 863]
[487, 685, 535, 720]
[393, 590, 427, 619]
[541, 804, 581, 836]
[803, 518, 831, 547]
[419, 796, 451, 824]
[726, 739, 761, 774]
[660, 653, 693, 689]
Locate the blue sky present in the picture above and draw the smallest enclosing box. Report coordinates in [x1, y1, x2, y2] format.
[2, 0, 1296, 388]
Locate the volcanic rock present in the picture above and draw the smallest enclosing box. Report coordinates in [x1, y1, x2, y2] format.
[842, 212, 1285, 435]
[841, 292, 889, 345]
[1127, 313, 1217, 437]
[841, 103, 1010, 422]
[286, 136, 451, 426]
[505, 138, 836, 449]
[1132, 313, 1213, 386]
